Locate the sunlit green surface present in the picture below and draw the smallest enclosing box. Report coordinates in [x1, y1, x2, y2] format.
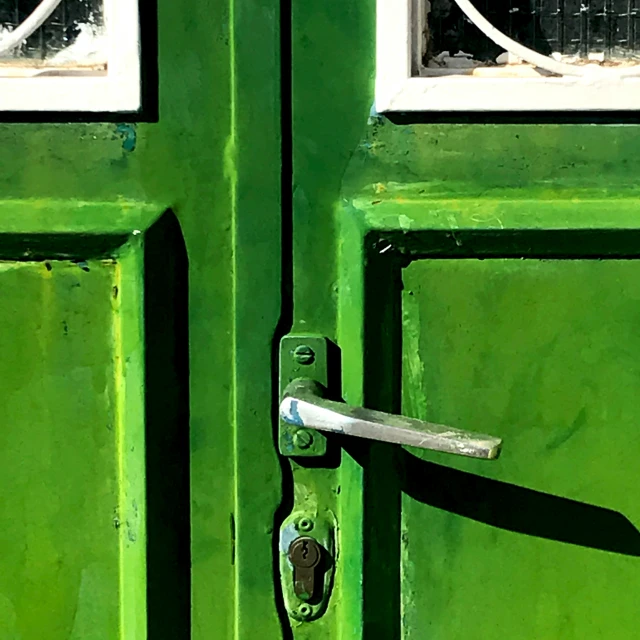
[402, 259, 640, 639]
[0, 260, 133, 640]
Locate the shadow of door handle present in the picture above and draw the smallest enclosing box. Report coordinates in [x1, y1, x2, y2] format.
[280, 378, 502, 460]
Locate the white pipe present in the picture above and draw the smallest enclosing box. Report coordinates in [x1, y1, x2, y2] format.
[0, 0, 64, 56]
[454, 0, 640, 78]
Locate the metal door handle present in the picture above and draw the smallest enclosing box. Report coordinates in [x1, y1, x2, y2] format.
[280, 379, 502, 460]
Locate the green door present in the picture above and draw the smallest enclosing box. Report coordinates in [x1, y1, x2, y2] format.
[282, 1, 640, 638]
[0, 0, 283, 637]
[7, 0, 640, 637]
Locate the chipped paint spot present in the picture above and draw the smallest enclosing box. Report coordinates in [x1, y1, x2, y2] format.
[115, 124, 137, 153]
[126, 521, 137, 543]
[398, 214, 413, 230]
[374, 182, 387, 194]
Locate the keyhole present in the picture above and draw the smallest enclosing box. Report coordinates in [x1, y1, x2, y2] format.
[302, 540, 309, 559]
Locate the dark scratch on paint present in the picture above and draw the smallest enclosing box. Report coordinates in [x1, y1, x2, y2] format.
[230, 513, 236, 565]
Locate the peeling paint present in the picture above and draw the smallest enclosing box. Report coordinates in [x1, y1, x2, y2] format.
[114, 125, 137, 153]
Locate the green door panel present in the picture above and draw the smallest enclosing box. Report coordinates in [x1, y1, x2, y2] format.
[0, 0, 284, 634]
[297, 199, 640, 639]
[0, 203, 198, 639]
[401, 259, 640, 639]
[0, 257, 145, 640]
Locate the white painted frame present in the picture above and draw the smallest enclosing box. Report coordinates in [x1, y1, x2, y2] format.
[0, 0, 140, 112]
[376, 0, 640, 112]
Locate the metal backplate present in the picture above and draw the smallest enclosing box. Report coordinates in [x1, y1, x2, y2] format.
[279, 335, 328, 457]
[279, 510, 336, 622]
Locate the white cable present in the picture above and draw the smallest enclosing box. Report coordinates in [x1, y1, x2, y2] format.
[0, 0, 64, 56]
[454, 0, 640, 78]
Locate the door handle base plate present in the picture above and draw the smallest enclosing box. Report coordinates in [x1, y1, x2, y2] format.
[279, 335, 330, 457]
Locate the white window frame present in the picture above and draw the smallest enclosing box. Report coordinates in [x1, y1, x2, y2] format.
[376, 0, 640, 112]
[0, 0, 140, 112]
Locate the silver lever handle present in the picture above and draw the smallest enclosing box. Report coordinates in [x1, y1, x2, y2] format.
[280, 379, 502, 460]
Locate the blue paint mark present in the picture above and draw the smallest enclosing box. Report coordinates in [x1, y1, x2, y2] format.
[115, 123, 137, 152]
[282, 430, 295, 454]
[285, 399, 304, 427]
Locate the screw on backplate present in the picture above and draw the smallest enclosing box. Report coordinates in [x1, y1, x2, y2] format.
[297, 517, 314, 533]
[293, 344, 315, 365]
[293, 429, 314, 450]
[297, 604, 313, 620]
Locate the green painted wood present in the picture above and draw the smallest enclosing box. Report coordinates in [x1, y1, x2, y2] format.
[0, 255, 146, 640]
[292, 2, 640, 640]
[230, 0, 284, 635]
[401, 258, 640, 639]
[330, 202, 640, 638]
[0, 0, 283, 637]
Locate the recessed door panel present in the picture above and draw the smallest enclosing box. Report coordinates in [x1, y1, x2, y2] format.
[0, 260, 129, 639]
[401, 259, 640, 639]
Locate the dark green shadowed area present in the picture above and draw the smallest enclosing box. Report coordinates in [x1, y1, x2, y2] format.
[400, 259, 640, 639]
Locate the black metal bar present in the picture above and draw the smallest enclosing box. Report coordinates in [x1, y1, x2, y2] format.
[508, 0, 515, 39]
[558, 0, 566, 51]
[581, 0, 590, 57]
[605, 0, 613, 56]
[532, 0, 540, 50]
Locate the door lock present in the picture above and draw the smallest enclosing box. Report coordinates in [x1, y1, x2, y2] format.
[279, 513, 335, 621]
[279, 335, 331, 457]
[288, 536, 323, 601]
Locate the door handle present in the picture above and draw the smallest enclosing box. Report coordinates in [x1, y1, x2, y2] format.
[280, 378, 502, 460]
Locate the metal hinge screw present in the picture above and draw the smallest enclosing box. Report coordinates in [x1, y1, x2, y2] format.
[293, 344, 315, 365]
[297, 604, 313, 619]
[296, 516, 315, 533]
[293, 429, 314, 450]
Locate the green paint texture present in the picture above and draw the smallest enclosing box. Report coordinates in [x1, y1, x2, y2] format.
[402, 260, 640, 639]
[0, 261, 122, 640]
[291, 0, 640, 639]
[0, 0, 282, 638]
[4, 0, 640, 635]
